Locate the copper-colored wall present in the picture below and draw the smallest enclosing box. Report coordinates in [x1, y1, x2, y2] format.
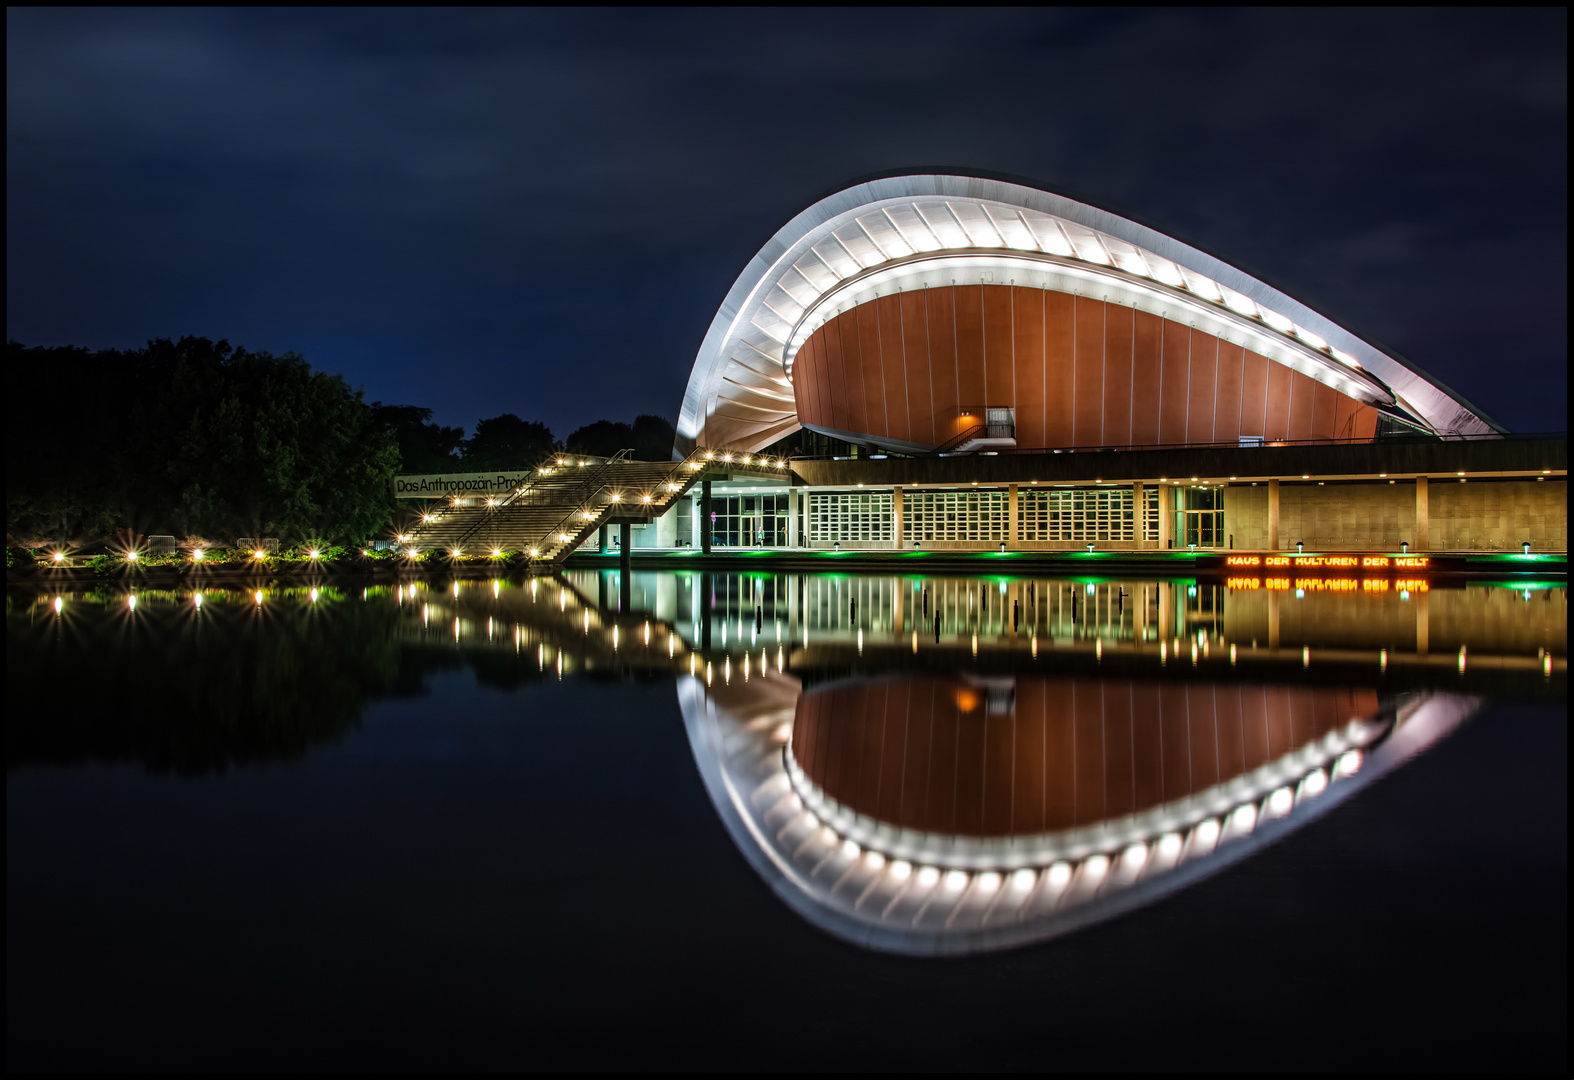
[791, 286, 1380, 449]
[790, 676, 1378, 837]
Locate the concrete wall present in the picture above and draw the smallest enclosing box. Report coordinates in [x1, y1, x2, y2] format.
[1276, 483, 1417, 552]
[1432, 480, 1567, 551]
[1222, 479, 1565, 552]
[1228, 485, 1273, 550]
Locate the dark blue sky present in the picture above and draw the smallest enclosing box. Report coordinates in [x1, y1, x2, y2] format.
[7, 9, 1566, 437]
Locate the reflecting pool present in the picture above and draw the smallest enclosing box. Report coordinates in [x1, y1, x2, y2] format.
[6, 572, 1566, 1068]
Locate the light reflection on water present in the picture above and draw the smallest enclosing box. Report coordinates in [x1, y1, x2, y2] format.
[7, 571, 1565, 953]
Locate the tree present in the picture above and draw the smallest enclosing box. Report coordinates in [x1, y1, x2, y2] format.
[371, 404, 464, 475]
[564, 414, 674, 461]
[565, 419, 632, 458]
[6, 337, 399, 545]
[462, 414, 555, 471]
[632, 414, 676, 461]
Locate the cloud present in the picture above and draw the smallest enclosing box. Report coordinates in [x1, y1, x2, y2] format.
[5, 8, 1566, 434]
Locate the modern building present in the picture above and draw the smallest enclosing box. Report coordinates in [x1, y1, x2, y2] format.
[668, 175, 1564, 553]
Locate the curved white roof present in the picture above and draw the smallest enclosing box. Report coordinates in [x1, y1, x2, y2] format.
[677, 174, 1496, 453]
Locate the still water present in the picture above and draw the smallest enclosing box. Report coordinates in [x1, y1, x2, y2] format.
[7, 572, 1566, 1069]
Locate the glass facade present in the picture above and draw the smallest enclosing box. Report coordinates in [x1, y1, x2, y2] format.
[707, 494, 790, 547]
[1177, 487, 1226, 548]
[901, 490, 1006, 542]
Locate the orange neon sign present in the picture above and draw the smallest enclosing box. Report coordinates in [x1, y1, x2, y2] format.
[1395, 579, 1430, 592]
[1226, 556, 1261, 567]
[1226, 577, 1261, 590]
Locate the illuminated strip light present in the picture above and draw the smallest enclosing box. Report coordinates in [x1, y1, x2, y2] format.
[755, 726, 1374, 935]
[781, 716, 1386, 872]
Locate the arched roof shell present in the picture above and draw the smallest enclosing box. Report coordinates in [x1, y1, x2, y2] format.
[677, 174, 1496, 454]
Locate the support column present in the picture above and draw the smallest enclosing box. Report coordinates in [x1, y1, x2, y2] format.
[1267, 478, 1280, 551]
[701, 572, 712, 650]
[599, 525, 608, 554]
[1415, 591, 1430, 654]
[1133, 481, 1146, 547]
[619, 521, 631, 575]
[893, 486, 904, 549]
[700, 480, 712, 554]
[892, 576, 904, 639]
[1007, 483, 1019, 548]
[1158, 484, 1173, 549]
[1415, 477, 1429, 552]
[787, 489, 797, 549]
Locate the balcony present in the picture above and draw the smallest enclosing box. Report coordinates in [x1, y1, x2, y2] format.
[939, 406, 1017, 454]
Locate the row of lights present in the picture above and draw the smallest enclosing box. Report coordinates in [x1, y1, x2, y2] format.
[702, 450, 789, 469]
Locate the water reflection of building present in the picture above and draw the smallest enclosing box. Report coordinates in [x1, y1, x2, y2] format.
[792, 677, 1379, 837]
[561, 569, 1564, 692]
[681, 668, 1476, 955]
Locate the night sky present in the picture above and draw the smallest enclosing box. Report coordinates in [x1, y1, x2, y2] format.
[7, 9, 1567, 439]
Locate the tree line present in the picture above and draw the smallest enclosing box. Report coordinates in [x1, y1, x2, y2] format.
[6, 337, 674, 548]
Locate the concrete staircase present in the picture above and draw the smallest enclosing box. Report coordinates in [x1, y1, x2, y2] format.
[402, 448, 789, 565]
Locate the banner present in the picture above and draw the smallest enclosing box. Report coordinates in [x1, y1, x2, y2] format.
[393, 471, 535, 499]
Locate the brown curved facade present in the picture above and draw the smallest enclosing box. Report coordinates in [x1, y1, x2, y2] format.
[791, 285, 1381, 450]
[791, 676, 1379, 837]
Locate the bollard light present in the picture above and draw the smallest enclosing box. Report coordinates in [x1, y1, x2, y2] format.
[192, 549, 204, 561]
[1296, 541, 1304, 554]
[1401, 541, 1409, 554]
[126, 551, 139, 562]
[1522, 541, 1531, 555]
[834, 541, 840, 552]
[1086, 543, 1095, 553]
[1000, 542, 1006, 553]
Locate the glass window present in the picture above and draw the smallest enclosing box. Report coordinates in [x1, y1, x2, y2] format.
[809, 492, 892, 542]
[901, 490, 1005, 542]
[1017, 487, 1136, 542]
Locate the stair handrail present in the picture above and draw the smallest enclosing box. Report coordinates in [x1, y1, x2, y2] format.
[529, 448, 713, 562]
[524, 449, 660, 559]
[454, 448, 630, 550]
[408, 447, 567, 548]
[929, 421, 986, 456]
